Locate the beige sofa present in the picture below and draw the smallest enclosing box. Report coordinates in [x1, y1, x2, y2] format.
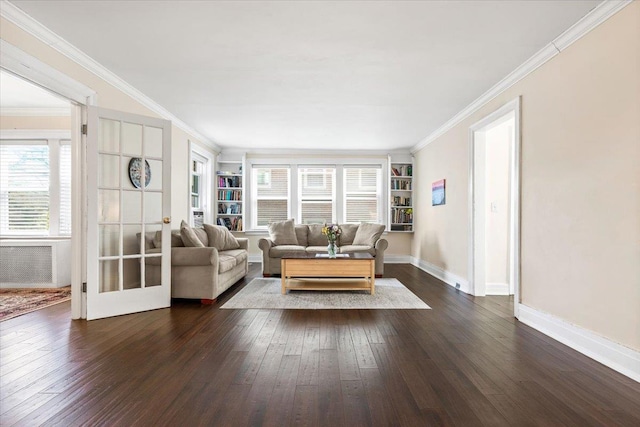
[141, 225, 248, 303]
[258, 222, 388, 277]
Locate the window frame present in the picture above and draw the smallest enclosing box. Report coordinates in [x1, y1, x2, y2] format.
[298, 166, 336, 225]
[0, 136, 71, 237]
[247, 157, 387, 231]
[249, 165, 291, 230]
[189, 142, 214, 226]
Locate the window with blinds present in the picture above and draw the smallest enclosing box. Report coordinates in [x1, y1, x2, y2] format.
[344, 166, 382, 223]
[298, 167, 335, 224]
[59, 143, 72, 235]
[0, 143, 50, 234]
[252, 166, 290, 228]
[0, 140, 71, 236]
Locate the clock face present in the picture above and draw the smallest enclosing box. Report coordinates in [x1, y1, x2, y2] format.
[128, 158, 151, 188]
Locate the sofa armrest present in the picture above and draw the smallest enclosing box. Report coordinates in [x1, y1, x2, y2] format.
[162, 247, 219, 267]
[236, 238, 249, 250]
[258, 238, 275, 275]
[258, 238, 274, 251]
[375, 238, 388, 252]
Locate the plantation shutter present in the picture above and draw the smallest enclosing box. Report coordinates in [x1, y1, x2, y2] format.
[299, 166, 335, 224]
[344, 166, 381, 223]
[253, 166, 289, 227]
[59, 142, 72, 235]
[0, 142, 50, 234]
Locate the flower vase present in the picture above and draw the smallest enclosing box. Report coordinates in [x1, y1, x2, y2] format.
[327, 241, 337, 258]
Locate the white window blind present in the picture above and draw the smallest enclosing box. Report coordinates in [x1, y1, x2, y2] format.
[59, 143, 72, 235]
[344, 166, 381, 223]
[0, 143, 50, 234]
[298, 167, 335, 224]
[252, 166, 289, 228]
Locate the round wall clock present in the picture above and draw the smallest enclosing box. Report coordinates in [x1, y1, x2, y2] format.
[128, 157, 151, 188]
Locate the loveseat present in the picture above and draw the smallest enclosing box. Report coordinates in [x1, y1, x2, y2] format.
[141, 222, 249, 303]
[258, 220, 388, 277]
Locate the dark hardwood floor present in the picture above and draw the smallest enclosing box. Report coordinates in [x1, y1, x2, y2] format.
[1, 263, 638, 426]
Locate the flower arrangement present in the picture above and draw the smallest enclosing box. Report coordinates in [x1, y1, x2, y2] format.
[322, 223, 342, 243]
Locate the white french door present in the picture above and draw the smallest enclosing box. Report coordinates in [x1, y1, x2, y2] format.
[86, 107, 171, 320]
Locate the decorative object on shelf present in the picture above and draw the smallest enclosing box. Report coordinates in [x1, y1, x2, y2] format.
[128, 157, 151, 188]
[432, 179, 446, 206]
[322, 223, 342, 258]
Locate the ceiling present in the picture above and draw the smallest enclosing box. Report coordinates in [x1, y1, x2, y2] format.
[10, 0, 600, 151]
[0, 69, 70, 111]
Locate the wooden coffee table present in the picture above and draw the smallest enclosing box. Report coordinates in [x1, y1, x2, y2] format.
[281, 252, 375, 295]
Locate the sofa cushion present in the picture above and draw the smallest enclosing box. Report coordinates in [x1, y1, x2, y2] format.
[353, 223, 385, 247]
[305, 246, 330, 254]
[294, 225, 309, 247]
[204, 224, 240, 251]
[153, 230, 185, 249]
[268, 219, 298, 245]
[181, 220, 205, 247]
[269, 245, 306, 258]
[339, 244, 376, 256]
[307, 224, 327, 246]
[221, 248, 248, 265]
[218, 254, 238, 273]
[338, 224, 359, 246]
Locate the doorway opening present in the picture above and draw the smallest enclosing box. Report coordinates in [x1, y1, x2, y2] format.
[0, 70, 74, 319]
[469, 98, 521, 317]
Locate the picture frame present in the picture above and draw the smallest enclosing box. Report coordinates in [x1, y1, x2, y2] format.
[432, 179, 446, 206]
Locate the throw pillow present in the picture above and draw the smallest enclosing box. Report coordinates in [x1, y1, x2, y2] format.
[204, 223, 240, 251]
[268, 219, 298, 246]
[352, 223, 385, 247]
[153, 230, 185, 248]
[180, 220, 205, 247]
[307, 224, 328, 246]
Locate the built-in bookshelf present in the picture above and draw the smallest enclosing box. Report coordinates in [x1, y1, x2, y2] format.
[389, 159, 413, 232]
[215, 159, 244, 231]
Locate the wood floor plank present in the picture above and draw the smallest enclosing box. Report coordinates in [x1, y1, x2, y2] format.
[0, 264, 638, 426]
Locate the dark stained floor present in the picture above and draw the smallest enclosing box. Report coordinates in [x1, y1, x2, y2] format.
[1, 263, 639, 426]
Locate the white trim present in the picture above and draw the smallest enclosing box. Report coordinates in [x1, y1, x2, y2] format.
[0, 1, 220, 152]
[0, 107, 71, 116]
[0, 129, 70, 139]
[468, 97, 521, 318]
[411, 257, 471, 294]
[248, 254, 262, 264]
[518, 305, 640, 383]
[411, 0, 632, 154]
[1, 40, 96, 106]
[486, 282, 510, 295]
[384, 255, 413, 264]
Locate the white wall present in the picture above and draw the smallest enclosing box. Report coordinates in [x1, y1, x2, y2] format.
[484, 120, 511, 285]
[412, 3, 640, 350]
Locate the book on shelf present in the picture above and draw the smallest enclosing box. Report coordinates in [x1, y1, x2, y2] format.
[218, 176, 242, 187]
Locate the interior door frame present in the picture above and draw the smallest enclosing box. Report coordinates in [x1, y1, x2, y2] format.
[1, 40, 96, 319]
[468, 97, 521, 318]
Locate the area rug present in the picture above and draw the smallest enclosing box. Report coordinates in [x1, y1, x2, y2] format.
[221, 278, 430, 310]
[0, 287, 71, 321]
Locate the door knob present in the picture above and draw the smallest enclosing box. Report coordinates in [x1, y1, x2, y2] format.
[163, 217, 171, 224]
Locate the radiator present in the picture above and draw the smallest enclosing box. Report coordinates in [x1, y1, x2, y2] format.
[0, 240, 71, 288]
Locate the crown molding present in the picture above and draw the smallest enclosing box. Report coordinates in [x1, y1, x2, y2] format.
[411, 0, 633, 154]
[0, 0, 220, 151]
[0, 107, 70, 116]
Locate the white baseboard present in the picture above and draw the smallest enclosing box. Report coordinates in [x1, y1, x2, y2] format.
[385, 255, 413, 264]
[248, 255, 262, 264]
[411, 257, 471, 294]
[486, 282, 510, 295]
[519, 305, 640, 383]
